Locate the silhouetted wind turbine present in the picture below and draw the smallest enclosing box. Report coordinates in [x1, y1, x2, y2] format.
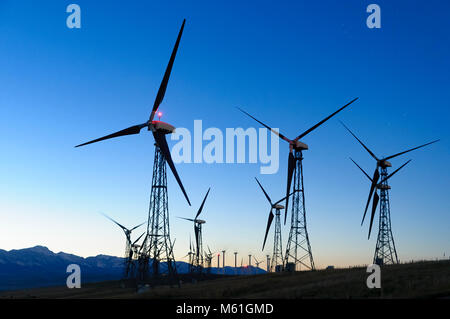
[238, 98, 358, 222]
[127, 232, 145, 277]
[255, 178, 292, 272]
[341, 121, 439, 239]
[253, 256, 263, 270]
[350, 158, 411, 238]
[178, 188, 211, 271]
[255, 178, 294, 251]
[239, 98, 358, 271]
[102, 213, 144, 277]
[77, 20, 190, 283]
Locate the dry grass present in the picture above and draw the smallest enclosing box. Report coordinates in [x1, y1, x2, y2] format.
[1, 260, 449, 299]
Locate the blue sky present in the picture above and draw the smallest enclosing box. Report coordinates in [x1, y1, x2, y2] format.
[0, 0, 449, 268]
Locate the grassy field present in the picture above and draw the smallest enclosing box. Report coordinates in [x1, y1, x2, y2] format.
[1, 260, 449, 299]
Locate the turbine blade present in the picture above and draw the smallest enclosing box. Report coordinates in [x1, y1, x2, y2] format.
[294, 98, 358, 141]
[274, 190, 297, 205]
[255, 177, 272, 205]
[379, 160, 411, 184]
[368, 192, 380, 239]
[195, 188, 211, 220]
[139, 234, 149, 254]
[340, 121, 378, 161]
[102, 213, 127, 231]
[382, 139, 440, 161]
[178, 217, 195, 222]
[75, 123, 147, 148]
[284, 152, 295, 224]
[350, 157, 373, 182]
[149, 19, 186, 122]
[362, 168, 380, 226]
[130, 222, 145, 232]
[132, 232, 145, 245]
[236, 107, 292, 144]
[153, 130, 191, 205]
[262, 210, 275, 251]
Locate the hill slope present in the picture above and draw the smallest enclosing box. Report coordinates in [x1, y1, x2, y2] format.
[0, 246, 264, 291]
[2, 260, 449, 298]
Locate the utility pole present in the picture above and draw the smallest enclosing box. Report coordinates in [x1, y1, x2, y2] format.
[234, 252, 238, 275]
[266, 255, 270, 273]
[222, 250, 226, 275]
[217, 254, 220, 272]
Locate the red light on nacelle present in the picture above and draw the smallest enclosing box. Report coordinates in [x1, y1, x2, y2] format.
[157, 111, 163, 119]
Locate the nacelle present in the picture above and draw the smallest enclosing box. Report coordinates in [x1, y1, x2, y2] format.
[150, 120, 176, 134]
[294, 140, 309, 151]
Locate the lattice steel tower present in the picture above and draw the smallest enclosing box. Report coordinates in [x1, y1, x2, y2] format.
[143, 144, 178, 283]
[192, 224, 204, 272]
[270, 208, 284, 272]
[373, 167, 399, 265]
[284, 150, 315, 271]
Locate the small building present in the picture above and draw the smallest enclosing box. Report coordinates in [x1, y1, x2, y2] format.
[285, 262, 295, 272]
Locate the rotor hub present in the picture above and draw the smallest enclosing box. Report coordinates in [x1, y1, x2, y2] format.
[378, 160, 392, 168]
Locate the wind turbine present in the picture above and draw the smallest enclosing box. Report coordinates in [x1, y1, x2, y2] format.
[181, 236, 195, 273]
[77, 20, 190, 282]
[255, 177, 293, 272]
[253, 256, 263, 274]
[102, 213, 144, 278]
[204, 246, 215, 273]
[179, 188, 211, 273]
[238, 97, 358, 271]
[128, 232, 145, 278]
[342, 121, 439, 265]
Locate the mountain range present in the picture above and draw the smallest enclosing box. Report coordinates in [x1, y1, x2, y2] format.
[0, 246, 265, 291]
